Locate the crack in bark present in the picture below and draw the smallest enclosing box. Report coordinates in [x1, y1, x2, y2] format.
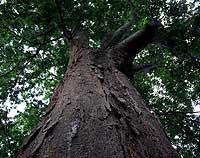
[116, 126, 128, 158]
[19, 124, 42, 153]
[114, 70, 142, 116]
[31, 120, 59, 157]
[110, 90, 127, 110]
[109, 104, 122, 120]
[66, 119, 80, 158]
[42, 103, 56, 117]
[28, 102, 65, 157]
[125, 89, 142, 116]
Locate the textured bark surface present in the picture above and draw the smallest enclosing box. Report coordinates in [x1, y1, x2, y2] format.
[18, 45, 176, 158]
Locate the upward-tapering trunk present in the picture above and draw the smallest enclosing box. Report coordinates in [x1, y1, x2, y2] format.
[18, 25, 177, 158]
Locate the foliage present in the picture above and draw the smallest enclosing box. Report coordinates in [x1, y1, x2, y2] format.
[0, 0, 200, 157]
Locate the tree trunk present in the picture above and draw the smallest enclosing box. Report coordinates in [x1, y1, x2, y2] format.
[18, 27, 177, 158]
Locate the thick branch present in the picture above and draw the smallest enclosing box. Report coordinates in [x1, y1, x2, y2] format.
[101, 13, 138, 50]
[55, 0, 72, 42]
[118, 23, 158, 54]
[110, 23, 158, 69]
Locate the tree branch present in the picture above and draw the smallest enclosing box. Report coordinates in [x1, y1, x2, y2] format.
[40, 35, 63, 45]
[55, 0, 72, 43]
[6, 26, 60, 47]
[0, 47, 41, 78]
[118, 23, 158, 54]
[152, 30, 200, 62]
[157, 110, 200, 116]
[35, 27, 56, 36]
[0, 34, 62, 78]
[189, 119, 200, 124]
[157, 111, 200, 124]
[177, 52, 200, 62]
[0, 61, 21, 78]
[110, 23, 158, 69]
[132, 63, 159, 73]
[101, 13, 138, 50]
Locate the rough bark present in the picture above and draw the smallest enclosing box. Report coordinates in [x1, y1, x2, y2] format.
[18, 24, 177, 158]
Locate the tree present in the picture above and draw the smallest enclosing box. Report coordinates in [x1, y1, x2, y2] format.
[0, 0, 200, 158]
[18, 21, 177, 157]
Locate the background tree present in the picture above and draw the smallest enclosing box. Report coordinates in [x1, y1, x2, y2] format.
[0, 0, 199, 157]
